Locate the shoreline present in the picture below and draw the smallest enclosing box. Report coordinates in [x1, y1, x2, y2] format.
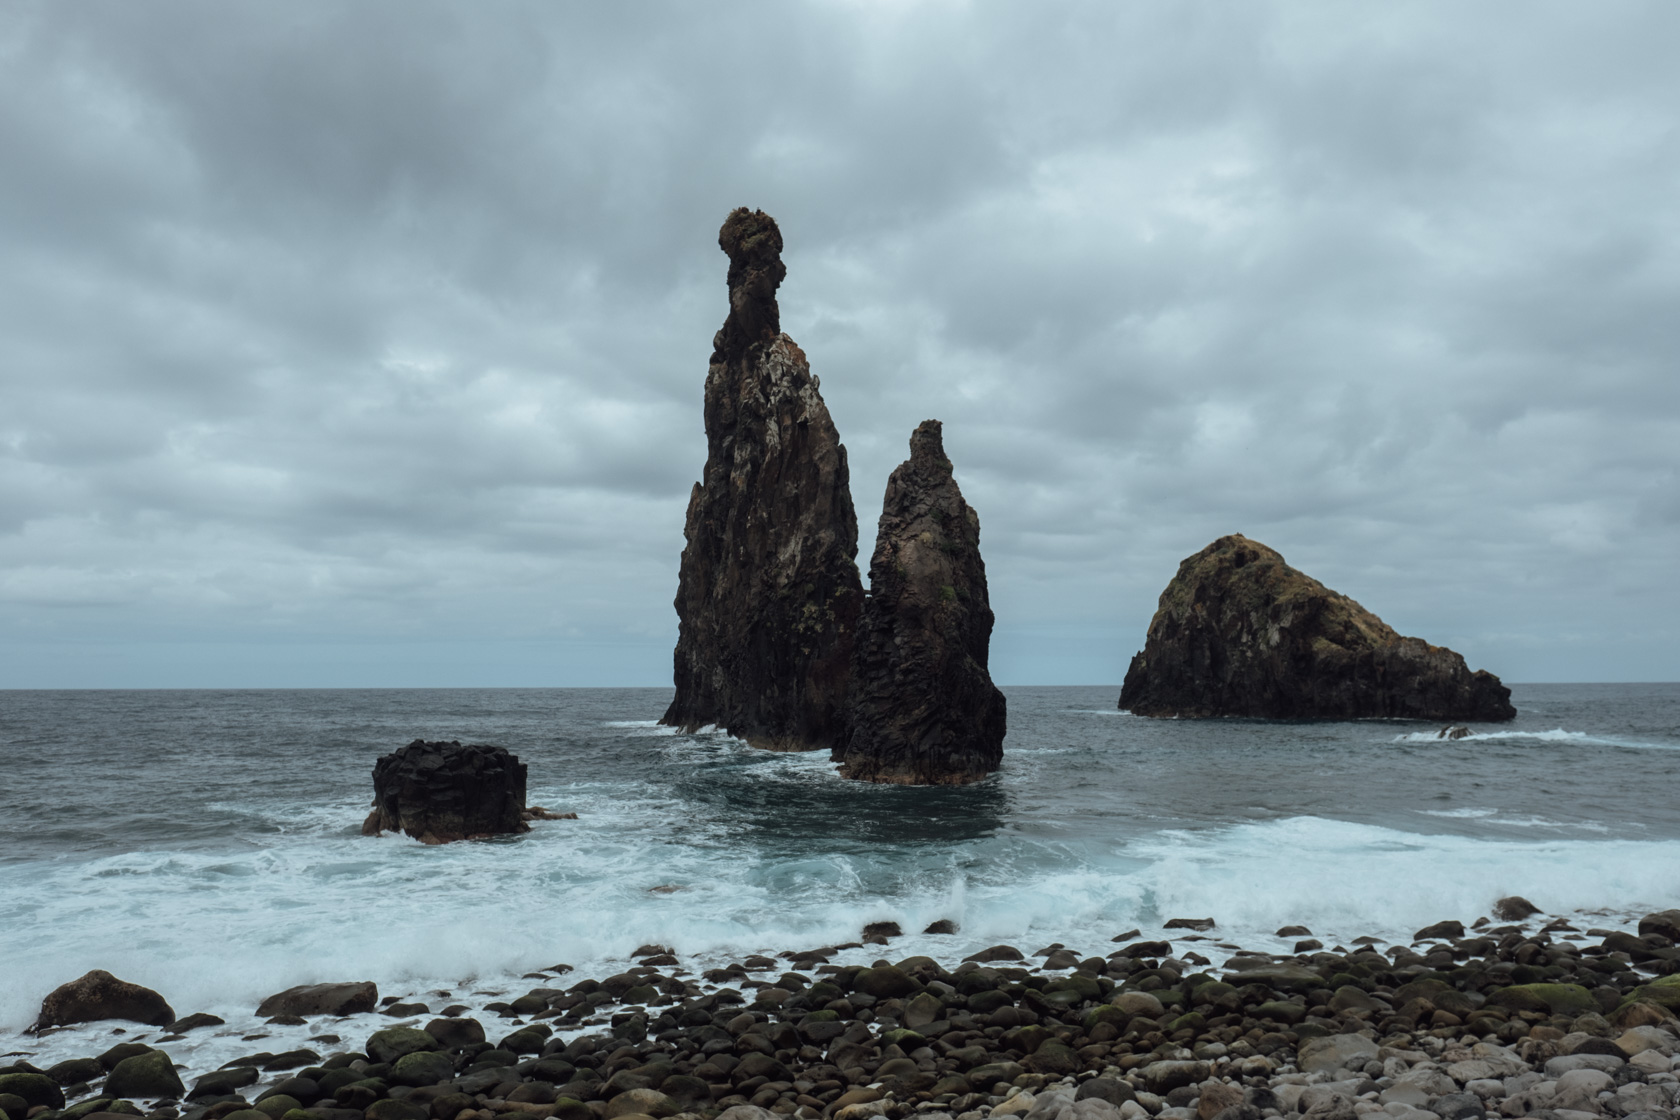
[5, 906, 1680, 1120]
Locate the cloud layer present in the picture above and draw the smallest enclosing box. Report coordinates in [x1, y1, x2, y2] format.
[2, 1, 1677, 686]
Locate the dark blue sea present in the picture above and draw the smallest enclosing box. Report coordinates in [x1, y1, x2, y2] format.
[3, 683, 1677, 1073]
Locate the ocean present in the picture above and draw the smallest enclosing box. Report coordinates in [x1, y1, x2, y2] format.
[3, 682, 1678, 1077]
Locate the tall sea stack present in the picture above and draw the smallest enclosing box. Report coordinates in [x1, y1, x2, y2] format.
[837, 420, 1007, 784]
[660, 208, 864, 751]
[1119, 534, 1517, 721]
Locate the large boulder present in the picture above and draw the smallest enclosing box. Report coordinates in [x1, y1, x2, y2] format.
[256, 982, 377, 1018]
[364, 740, 528, 844]
[102, 1051, 184, 1100]
[659, 207, 865, 752]
[834, 420, 1007, 784]
[1119, 535, 1516, 720]
[33, 970, 175, 1029]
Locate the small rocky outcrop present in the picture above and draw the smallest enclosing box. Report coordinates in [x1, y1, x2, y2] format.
[33, 970, 175, 1030]
[363, 740, 529, 844]
[256, 981, 378, 1018]
[835, 421, 1007, 784]
[1119, 534, 1516, 721]
[661, 207, 864, 752]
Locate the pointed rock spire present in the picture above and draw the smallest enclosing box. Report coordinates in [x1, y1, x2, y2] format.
[660, 208, 864, 750]
[837, 420, 1007, 783]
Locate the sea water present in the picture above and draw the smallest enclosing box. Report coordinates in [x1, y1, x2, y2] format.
[2, 683, 1677, 1077]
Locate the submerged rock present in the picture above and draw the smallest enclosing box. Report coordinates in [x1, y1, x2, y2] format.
[836, 421, 1006, 784]
[1119, 534, 1516, 721]
[33, 970, 175, 1031]
[661, 207, 864, 752]
[364, 740, 529, 844]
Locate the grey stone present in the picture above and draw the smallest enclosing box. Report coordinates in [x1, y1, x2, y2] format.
[1299, 1035, 1382, 1076]
[1427, 1092, 1483, 1120]
[1611, 1083, 1670, 1116]
[1550, 1068, 1614, 1112]
[1546, 1055, 1625, 1077]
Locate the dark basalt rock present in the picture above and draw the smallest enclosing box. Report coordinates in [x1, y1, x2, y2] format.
[660, 207, 864, 751]
[835, 421, 1006, 784]
[364, 740, 528, 844]
[256, 982, 378, 1018]
[33, 970, 175, 1030]
[1119, 534, 1516, 721]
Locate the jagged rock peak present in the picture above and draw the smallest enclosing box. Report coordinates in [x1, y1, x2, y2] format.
[661, 208, 863, 751]
[837, 420, 1007, 784]
[1119, 534, 1516, 721]
[713, 206, 786, 363]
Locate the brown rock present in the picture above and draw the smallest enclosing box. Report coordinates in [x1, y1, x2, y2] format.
[33, 970, 174, 1029]
[1198, 1082, 1244, 1120]
[255, 982, 378, 1018]
[1119, 535, 1515, 720]
[1638, 910, 1680, 941]
[660, 208, 864, 752]
[835, 420, 1006, 784]
[1495, 896, 1541, 921]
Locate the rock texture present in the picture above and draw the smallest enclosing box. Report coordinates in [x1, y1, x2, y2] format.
[363, 740, 529, 844]
[1119, 535, 1516, 721]
[255, 981, 379, 1018]
[660, 208, 864, 751]
[835, 421, 1007, 784]
[33, 970, 175, 1030]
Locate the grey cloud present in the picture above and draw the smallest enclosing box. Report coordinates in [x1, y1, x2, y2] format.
[1, 0, 1677, 686]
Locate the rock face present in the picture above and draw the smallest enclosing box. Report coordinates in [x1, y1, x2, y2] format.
[364, 740, 529, 844]
[835, 421, 1007, 784]
[660, 208, 864, 751]
[1119, 535, 1516, 721]
[34, 970, 175, 1030]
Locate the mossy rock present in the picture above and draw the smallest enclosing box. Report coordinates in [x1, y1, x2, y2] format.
[968, 989, 1013, 1014]
[1254, 1000, 1306, 1024]
[0, 1094, 29, 1120]
[102, 1052, 183, 1101]
[219, 1110, 271, 1120]
[1083, 1005, 1128, 1033]
[253, 1096, 301, 1119]
[801, 1009, 838, 1023]
[1619, 977, 1680, 1013]
[879, 1029, 925, 1049]
[61, 1098, 115, 1120]
[391, 1050, 454, 1088]
[1045, 974, 1103, 1003]
[620, 985, 658, 1005]
[1485, 983, 1596, 1017]
[0, 1074, 66, 1112]
[1190, 981, 1240, 1011]
[1169, 1011, 1206, 1033]
[805, 981, 842, 1003]
[552, 1099, 593, 1120]
[365, 1027, 441, 1065]
[280, 1111, 318, 1120]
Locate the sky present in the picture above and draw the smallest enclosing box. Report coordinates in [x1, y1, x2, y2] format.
[1, 1, 1677, 688]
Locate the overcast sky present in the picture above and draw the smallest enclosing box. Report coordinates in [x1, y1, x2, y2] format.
[2, 1, 1676, 688]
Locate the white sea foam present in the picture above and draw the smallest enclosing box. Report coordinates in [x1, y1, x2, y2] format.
[5, 809, 1675, 1082]
[1391, 726, 1673, 749]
